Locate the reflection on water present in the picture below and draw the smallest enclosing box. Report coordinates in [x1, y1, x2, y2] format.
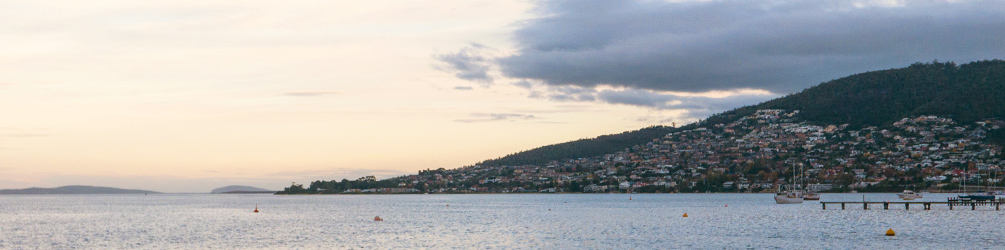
[1, 193, 1003, 249]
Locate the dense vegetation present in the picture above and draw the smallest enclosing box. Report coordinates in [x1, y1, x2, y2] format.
[480, 60, 1005, 168]
[475, 126, 677, 167]
[277, 176, 406, 194]
[704, 60, 1005, 129]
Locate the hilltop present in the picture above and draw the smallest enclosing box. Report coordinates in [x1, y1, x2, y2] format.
[0, 185, 160, 195]
[279, 60, 1005, 194]
[703, 60, 1005, 129]
[211, 185, 274, 194]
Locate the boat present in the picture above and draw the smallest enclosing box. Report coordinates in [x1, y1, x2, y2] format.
[774, 188, 803, 204]
[774, 164, 804, 204]
[956, 167, 997, 201]
[803, 191, 820, 200]
[958, 192, 996, 201]
[897, 190, 922, 200]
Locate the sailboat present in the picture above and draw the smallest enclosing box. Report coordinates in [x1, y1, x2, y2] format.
[958, 167, 995, 201]
[774, 186, 804, 204]
[774, 164, 804, 204]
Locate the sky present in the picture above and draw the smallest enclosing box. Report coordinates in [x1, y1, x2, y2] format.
[2, 0, 1003, 192]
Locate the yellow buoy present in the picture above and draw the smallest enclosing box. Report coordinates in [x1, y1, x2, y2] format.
[885, 228, 895, 236]
[683, 213, 688, 217]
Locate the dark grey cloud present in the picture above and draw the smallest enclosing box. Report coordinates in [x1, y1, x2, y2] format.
[494, 0, 1005, 93]
[454, 86, 474, 90]
[435, 43, 495, 84]
[454, 113, 538, 123]
[511, 80, 533, 89]
[283, 91, 340, 97]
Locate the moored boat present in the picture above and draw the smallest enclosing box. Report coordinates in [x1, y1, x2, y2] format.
[802, 192, 820, 200]
[958, 192, 996, 201]
[898, 190, 922, 200]
[774, 189, 804, 204]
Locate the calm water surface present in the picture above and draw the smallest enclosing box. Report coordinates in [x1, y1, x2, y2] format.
[1, 193, 1003, 249]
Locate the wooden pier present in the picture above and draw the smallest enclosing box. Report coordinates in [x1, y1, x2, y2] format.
[821, 198, 1005, 211]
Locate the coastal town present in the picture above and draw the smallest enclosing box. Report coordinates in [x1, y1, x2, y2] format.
[282, 110, 1005, 194]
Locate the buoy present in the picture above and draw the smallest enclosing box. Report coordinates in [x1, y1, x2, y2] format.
[548, 209, 551, 211]
[446, 204, 449, 207]
[254, 204, 259, 213]
[885, 228, 895, 236]
[725, 204, 728, 207]
[629, 196, 632, 200]
[374, 216, 383, 221]
[683, 213, 688, 217]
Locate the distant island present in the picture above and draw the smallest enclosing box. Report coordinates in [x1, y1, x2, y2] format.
[0, 185, 160, 195]
[278, 60, 1005, 195]
[211, 185, 274, 194]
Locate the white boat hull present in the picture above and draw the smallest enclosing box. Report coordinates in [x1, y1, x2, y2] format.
[898, 191, 922, 200]
[774, 195, 804, 204]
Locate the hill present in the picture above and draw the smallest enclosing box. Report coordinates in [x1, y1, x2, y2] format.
[483, 60, 1005, 167]
[0, 185, 160, 195]
[279, 59, 1005, 194]
[702, 60, 1005, 129]
[211, 185, 274, 194]
[476, 125, 676, 167]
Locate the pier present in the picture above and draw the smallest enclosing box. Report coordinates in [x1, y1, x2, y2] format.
[821, 198, 1005, 211]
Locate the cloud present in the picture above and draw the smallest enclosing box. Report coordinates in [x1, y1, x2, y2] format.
[435, 43, 496, 84]
[453, 86, 474, 90]
[454, 113, 539, 123]
[511, 80, 533, 89]
[283, 91, 340, 97]
[595, 88, 777, 114]
[490, 0, 1005, 93]
[542, 85, 597, 102]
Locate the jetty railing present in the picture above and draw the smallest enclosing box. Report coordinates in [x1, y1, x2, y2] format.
[821, 198, 1005, 211]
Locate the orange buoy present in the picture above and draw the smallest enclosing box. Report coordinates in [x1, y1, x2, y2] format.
[254, 204, 259, 213]
[629, 196, 632, 200]
[548, 209, 551, 211]
[374, 216, 383, 221]
[446, 204, 449, 207]
[885, 228, 895, 236]
[683, 213, 688, 217]
[725, 204, 728, 207]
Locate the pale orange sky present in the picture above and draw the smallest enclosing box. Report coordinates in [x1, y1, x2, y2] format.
[0, 0, 785, 192]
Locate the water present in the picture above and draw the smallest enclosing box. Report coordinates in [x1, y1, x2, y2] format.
[1, 193, 1003, 249]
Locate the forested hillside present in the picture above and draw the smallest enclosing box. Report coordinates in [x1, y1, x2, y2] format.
[481, 60, 1005, 167]
[279, 60, 1005, 194]
[705, 60, 1005, 128]
[476, 125, 676, 167]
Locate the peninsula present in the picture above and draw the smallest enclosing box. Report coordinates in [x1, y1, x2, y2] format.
[279, 60, 1005, 195]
